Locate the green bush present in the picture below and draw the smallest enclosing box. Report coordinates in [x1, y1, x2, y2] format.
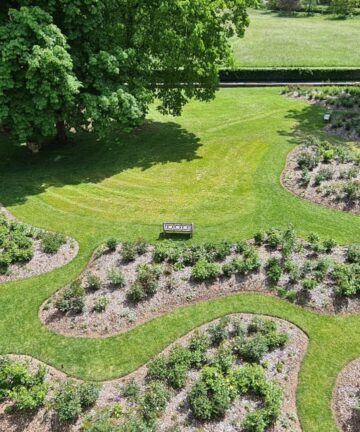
[302, 279, 317, 290]
[106, 238, 117, 251]
[56, 280, 85, 314]
[236, 334, 269, 363]
[87, 273, 101, 290]
[52, 381, 82, 423]
[136, 264, 161, 296]
[142, 381, 170, 421]
[135, 238, 148, 255]
[188, 366, 233, 421]
[188, 331, 210, 369]
[0, 358, 48, 411]
[0, 252, 11, 274]
[347, 244, 360, 263]
[153, 241, 183, 263]
[8, 383, 48, 411]
[41, 232, 66, 254]
[208, 318, 229, 346]
[191, 259, 221, 282]
[122, 379, 140, 400]
[121, 241, 137, 262]
[211, 344, 234, 375]
[315, 168, 333, 186]
[52, 381, 100, 423]
[126, 282, 146, 303]
[78, 383, 101, 408]
[107, 268, 126, 287]
[93, 296, 109, 312]
[266, 257, 283, 286]
[343, 181, 359, 202]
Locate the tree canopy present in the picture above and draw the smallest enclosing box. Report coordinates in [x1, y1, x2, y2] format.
[0, 0, 253, 147]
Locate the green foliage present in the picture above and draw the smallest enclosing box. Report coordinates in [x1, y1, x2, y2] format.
[122, 379, 140, 401]
[208, 318, 229, 346]
[93, 296, 109, 313]
[0, 357, 48, 411]
[56, 280, 85, 314]
[106, 238, 118, 251]
[147, 345, 191, 389]
[191, 259, 222, 282]
[107, 269, 126, 287]
[142, 381, 170, 421]
[188, 331, 210, 369]
[52, 381, 100, 424]
[266, 257, 283, 286]
[41, 232, 66, 254]
[121, 242, 137, 263]
[136, 264, 161, 296]
[332, 263, 360, 296]
[347, 244, 360, 263]
[0, 6, 81, 145]
[331, 0, 357, 15]
[126, 282, 146, 303]
[0, 0, 252, 146]
[87, 273, 101, 291]
[188, 366, 233, 421]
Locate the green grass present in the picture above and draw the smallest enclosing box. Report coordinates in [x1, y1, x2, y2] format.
[232, 9, 360, 67]
[1, 88, 360, 431]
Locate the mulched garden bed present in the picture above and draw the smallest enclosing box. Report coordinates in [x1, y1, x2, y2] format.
[0, 207, 78, 284]
[282, 143, 360, 217]
[333, 357, 360, 432]
[0, 314, 308, 432]
[41, 228, 360, 338]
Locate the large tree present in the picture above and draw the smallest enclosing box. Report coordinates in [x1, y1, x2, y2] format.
[0, 0, 252, 147]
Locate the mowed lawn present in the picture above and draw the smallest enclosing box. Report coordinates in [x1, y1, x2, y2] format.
[232, 9, 360, 67]
[2, 88, 360, 244]
[2, 88, 360, 432]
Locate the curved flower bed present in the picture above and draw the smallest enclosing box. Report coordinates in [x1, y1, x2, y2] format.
[0, 207, 78, 284]
[0, 314, 307, 432]
[42, 227, 360, 338]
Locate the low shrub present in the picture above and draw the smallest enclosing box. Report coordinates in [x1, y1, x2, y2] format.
[52, 381, 100, 424]
[347, 244, 360, 263]
[188, 331, 210, 369]
[191, 259, 222, 282]
[122, 379, 140, 400]
[136, 264, 161, 296]
[121, 242, 137, 262]
[107, 268, 126, 287]
[142, 381, 170, 421]
[208, 318, 229, 346]
[41, 232, 66, 254]
[302, 279, 317, 290]
[106, 238, 117, 251]
[56, 280, 85, 314]
[188, 367, 233, 421]
[126, 283, 146, 303]
[93, 296, 109, 312]
[266, 257, 283, 286]
[135, 238, 148, 255]
[236, 334, 269, 363]
[87, 273, 101, 290]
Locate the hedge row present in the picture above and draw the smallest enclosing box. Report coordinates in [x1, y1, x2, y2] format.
[219, 68, 360, 83]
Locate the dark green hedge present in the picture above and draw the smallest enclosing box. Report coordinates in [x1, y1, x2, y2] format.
[219, 68, 360, 83]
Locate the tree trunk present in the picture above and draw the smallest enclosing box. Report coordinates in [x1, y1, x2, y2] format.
[56, 120, 67, 145]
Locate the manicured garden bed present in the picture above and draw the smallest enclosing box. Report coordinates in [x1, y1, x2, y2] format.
[0, 208, 77, 283]
[282, 135, 360, 216]
[0, 315, 307, 432]
[41, 226, 360, 337]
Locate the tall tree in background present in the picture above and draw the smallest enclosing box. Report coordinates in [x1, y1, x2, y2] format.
[0, 0, 253, 148]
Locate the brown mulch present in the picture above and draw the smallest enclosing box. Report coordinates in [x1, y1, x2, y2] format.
[0, 314, 308, 432]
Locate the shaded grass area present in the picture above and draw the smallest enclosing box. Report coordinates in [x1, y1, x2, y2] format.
[1, 88, 360, 431]
[232, 9, 360, 67]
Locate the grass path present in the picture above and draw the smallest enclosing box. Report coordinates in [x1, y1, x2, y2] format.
[2, 88, 360, 430]
[232, 9, 360, 67]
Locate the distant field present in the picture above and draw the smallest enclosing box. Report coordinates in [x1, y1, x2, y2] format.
[232, 10, 360, 67]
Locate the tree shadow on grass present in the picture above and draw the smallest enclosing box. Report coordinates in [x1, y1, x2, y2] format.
[277, 100, 330, 145]
[0, 120, 202, 207]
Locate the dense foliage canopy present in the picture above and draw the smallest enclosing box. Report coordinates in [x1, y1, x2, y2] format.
[0, 0, 252, 146]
